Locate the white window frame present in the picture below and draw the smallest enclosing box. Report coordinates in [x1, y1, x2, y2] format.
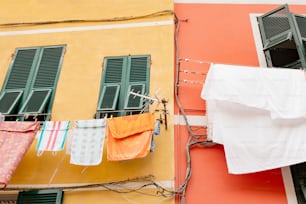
[250, 13, 298, 204]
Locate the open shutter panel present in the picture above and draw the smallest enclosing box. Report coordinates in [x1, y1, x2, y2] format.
[0, 91, 23, 114]
[4, 49, 37, 90]
[124, 84, 145, 109]
[125, 56, 150, 110]
[19, 89, 52, 114]
[257, 5, 293, 50]
[33, 47, 64, 88]
[17, 190, 63, 204]
[98, 85, 120, 110]
[257, 4, 306, 68]
[97, 57, 124, 111]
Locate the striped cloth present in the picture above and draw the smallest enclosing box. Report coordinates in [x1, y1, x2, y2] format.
[36, 121, 70, 155]
[70, 118, 106, 166]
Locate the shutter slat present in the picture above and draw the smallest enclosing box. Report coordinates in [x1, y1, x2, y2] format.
[33, 47, 64, 88]
[5, 49, 36, 90]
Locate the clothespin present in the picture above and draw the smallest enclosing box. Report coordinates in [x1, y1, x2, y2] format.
[24, 113, 29, 120]
[33, 114, 38, 122]
[0, 113, 4, 121]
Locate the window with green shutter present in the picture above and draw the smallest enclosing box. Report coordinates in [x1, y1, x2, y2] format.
[257, 4, 306, 69]
[96, 55, 150, 118]
[0, 45, 65, 121]
[17, 190, 63, 204]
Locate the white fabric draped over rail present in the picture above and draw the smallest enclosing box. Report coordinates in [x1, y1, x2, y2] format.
[202, 64, 306, 174]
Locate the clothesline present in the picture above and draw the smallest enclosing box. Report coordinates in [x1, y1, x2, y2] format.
[179, 79, 203, 85]
[179, 58, 212, 65]
[179, 69, 207, 75]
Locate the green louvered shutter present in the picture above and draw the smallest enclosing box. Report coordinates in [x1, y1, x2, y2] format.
[0, 91, 23, 114]
[104, 58, 124, 83]
[33, 47, 64, 88]
[98, 57, 124, 111]
[19, 46, 65, 115]
[125, 56, 150, 110]
[3, 49, 37, 90]
[19, 89, 52, 114]
[98, 85, 120, 110]
[17, 190, 63, 204]
[129, 56, 150, 83]
[0, 49, 37, 115]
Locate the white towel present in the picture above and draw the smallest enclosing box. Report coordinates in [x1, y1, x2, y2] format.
[202, 64, 306, 174]
[70, 118, 106, 166]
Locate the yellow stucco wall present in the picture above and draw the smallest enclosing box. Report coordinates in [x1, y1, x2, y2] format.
[0, 1, 174, 203]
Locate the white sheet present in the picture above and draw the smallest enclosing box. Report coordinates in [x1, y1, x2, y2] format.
[202, 64, 306, 119]
[202, 64, 306, 174]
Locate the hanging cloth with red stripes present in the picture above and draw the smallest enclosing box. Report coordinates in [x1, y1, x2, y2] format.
[36, 121, 70, 156]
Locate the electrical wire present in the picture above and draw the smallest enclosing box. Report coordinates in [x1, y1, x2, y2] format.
[0, 10, 174, 27]
[173, 13, 216, 204]
[3, 175, 174, 198]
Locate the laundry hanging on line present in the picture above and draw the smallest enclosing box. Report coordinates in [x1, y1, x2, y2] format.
[202, 63, 306, 174]
[69, 118, 106, 166]
[36, 121, 70, 156]
[0, 112, 160, 171]
[107, 112, 155, 161]
[0, 121, 40, 188]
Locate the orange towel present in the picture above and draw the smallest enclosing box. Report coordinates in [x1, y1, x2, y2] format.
[107, 113, 155, 161]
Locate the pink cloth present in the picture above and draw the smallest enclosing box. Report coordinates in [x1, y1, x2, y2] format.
[0, 121, 40, 188]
